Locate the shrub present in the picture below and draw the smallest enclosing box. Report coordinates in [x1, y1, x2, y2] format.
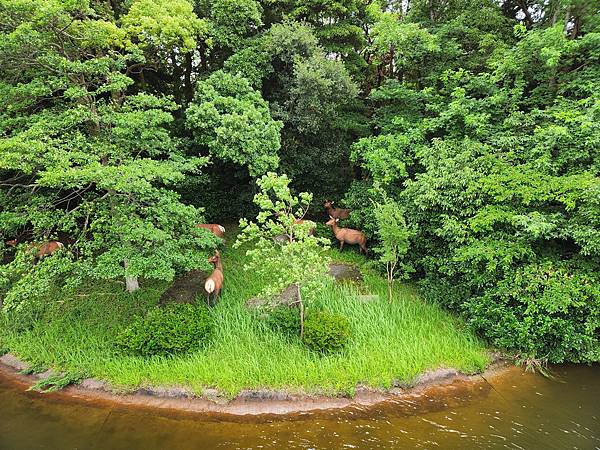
[303, 311, 351, 353]
[461, 261, 600, 363]
[264, 306, 301, 339]
[115, 303, 213, 357]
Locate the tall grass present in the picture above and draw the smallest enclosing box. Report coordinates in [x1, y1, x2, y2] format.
[0, 229, 489, 396]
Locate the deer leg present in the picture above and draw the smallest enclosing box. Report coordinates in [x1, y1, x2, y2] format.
[339, 241, 344, 252]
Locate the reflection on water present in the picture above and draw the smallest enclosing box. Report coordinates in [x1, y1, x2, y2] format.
[0, 365, 598, 450]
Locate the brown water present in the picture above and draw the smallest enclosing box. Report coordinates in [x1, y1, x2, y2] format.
[0, 365, 598, 450]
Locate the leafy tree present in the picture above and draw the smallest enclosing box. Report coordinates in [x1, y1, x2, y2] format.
[349, 13, 600, 362]
[235, 173, 331, 336]
[185, 70, 282, 177]
[372, 193, 413, 302]
[225, 21, 365, 200]
[0, 0, 216, 308]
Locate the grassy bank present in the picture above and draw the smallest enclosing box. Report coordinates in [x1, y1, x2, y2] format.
[0, 229, 489, 397]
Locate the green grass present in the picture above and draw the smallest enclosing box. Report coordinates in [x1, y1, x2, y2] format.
[0, 228, 490, 397]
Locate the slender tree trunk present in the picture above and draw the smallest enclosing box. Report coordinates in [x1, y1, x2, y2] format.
[124, 259, 139, 293]
[387, 263, 393, 303]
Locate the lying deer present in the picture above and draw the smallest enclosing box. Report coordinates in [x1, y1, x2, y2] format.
[204, 250, 224, 306]
[196, 224, 226, 239]
[6, 240, 64, 262]
[324, 200, 350, 220]
[326, 216, 368, 255]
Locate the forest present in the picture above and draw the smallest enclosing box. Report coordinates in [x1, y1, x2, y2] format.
[0, 0, 598, 394]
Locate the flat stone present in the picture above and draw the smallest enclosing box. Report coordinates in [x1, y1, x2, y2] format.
[237, 389, 291, 401]
[415, 368, 461, 386]
[79, 378, 109, 391]
[36, 369, 62, 381]
[0, 354, 30, 371]
[357, 294, 379, 302]
[246, 284, 300, 310]
[328, 263, 363, 282]
[134, 386, 192, 398]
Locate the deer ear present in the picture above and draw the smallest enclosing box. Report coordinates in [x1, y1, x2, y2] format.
[329, 215, 334, 219]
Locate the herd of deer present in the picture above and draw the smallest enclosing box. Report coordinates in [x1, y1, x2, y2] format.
[4, 200, 366, 306]
[200, 200, 367, 305]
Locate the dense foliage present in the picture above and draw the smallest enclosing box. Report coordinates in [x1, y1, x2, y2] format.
[115, 303, 213, 356]
[264, 305, 302, 340]
[1, 0, 598, 364]
[303, 311, 351, 354]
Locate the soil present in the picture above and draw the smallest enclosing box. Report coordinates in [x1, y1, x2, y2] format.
[0, 352, 510, 417]
[158, 269, 208, 306]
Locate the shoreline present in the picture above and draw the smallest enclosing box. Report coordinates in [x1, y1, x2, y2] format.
[0, 352, 513, 417]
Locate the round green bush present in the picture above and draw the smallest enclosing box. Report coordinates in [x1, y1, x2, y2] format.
[264, 306, 301, 339]
[303, 311, 351, 354]
[115, 303, 213, 357]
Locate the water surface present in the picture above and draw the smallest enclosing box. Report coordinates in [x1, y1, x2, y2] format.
[0, 365, 598, 450]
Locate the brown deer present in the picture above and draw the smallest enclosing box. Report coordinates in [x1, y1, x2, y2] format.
[204, 250, 224, 306]
[325, 216, 368, 255]
[294, 219, 316, 236]
[324, 200, 350, 220]
[273, 212, 315, 239]
[196, 224, 226, 239]
[6, 240, 64, 262]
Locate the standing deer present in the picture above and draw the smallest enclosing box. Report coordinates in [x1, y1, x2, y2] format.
[326, 216, 368, 255]
[196, 223, 226, 239]
[204, 250, 224, 306]
[323, 200, 350, 220]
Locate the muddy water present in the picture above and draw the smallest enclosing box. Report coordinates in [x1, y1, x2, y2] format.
[0, 365, 598, 450]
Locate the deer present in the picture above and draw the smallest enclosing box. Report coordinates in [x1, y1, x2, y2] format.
[325, 216, 368, 255]
[204, 250, 224, 306]
[6, 239, 64, 262]
[323, 200, 350, 220]
[272, 212, 315, 244]
[196, 224, 226, 239]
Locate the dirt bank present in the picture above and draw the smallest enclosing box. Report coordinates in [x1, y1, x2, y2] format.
[0, 353, 513, 417]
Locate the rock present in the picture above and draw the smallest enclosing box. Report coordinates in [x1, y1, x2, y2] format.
[415, 368, 461, 387]
[328, 263, 363, 282]
[36, 369, 62, 381]
[133, 386, 192, 398]
[159, 269, 209, 306]
[237, 389, 291, 401]
[246, 284, 300, 310]
[0, 354, 30, 371]
[79, 378, 109, 391]
[357, 294, 379, 302]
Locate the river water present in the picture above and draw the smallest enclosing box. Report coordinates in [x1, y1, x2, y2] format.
[0, 364, 598, 450]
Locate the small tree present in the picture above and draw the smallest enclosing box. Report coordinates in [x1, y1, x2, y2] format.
[234, 173, 331, 337]
[373, 195, 413, 302]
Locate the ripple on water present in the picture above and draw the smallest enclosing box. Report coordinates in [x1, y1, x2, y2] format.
[0, 364, 599, 450]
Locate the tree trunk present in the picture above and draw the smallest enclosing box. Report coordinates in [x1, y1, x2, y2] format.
[297, 283, 305, 339]
[387, 263, 393, 303]
[124, 259, 140, 293]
